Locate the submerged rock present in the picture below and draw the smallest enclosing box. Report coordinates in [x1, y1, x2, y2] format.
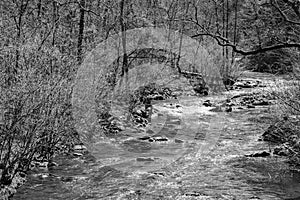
[194, 132, 206, 140]
[73, 152, 83, 157]
[136, 157, 155, 162]
[150, 94, 164, 100]
[203, 100, 212, 107]
[247, 104, 256, 109]
[74, 144, 87, 151]
[225, 106, 233, 112]
[138, 136, 151, 141]
[245, 151, 270, 157]
[153, 136, 169, 142]
[232, 79, 260, 89]
[174, 139, 184, 143]
[252, 100, 270, 106]
[47, 161, 58, 168]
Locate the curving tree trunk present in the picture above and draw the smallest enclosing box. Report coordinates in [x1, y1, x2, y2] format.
[77, 0, 85, 64]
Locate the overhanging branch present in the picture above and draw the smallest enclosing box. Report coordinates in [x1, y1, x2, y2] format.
[192, 32, 300, 55]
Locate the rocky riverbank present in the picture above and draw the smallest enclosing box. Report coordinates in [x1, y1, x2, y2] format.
[7, 71, 300, 200]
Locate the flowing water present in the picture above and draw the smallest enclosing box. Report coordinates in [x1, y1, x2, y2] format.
[12, 93, 300, 200]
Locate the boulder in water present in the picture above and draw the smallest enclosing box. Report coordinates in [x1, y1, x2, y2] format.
[136, 157, 155, 162]
[203, 100, 212, 107]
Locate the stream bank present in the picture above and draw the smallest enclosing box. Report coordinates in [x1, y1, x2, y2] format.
[11, 72, 300, 200]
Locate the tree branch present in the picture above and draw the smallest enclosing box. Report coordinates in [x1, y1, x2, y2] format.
[282, 0, 300, 19]
[270, 0, 300, 25]
[192, 32, 300, 55]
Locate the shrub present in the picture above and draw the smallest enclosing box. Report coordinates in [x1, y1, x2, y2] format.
[245, 46, 297, 74]
[0, 46, 77, 185]
[267, 56, 300, 163]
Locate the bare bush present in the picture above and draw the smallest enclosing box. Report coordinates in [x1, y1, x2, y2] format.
[0, 47, 76, 185]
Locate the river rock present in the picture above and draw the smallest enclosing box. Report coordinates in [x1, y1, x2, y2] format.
[247, 105, 255, 109]
[73, 152, 83, 157]
[184, 191, 209, 197]
[174, 139, 184, 143]
[252, 100, 270, 106]
[152, 172, 165, 176]
[153, 136, 168, 142]
[61, 176, 74, 182]
[233, 80, 259, 89]
[136, 157, 155, 162]
[203, 100, 212, 107]
[74, 144, 87, 151]
[138, 136, 151, 141]
[36, 161, 49, 169]
[151, 94, 164, 100]
[39, 173, 50, 179]
[226, 102, 235, 107]
[195, 132, 206, 140]
[225, 106, 233, 112]
[146, 129, 154, 134]
[47, 161, 58, 168]
[245, 151, 270, 157]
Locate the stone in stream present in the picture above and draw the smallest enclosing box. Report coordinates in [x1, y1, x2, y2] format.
[136, 157, 155, 162]
[245, 151, 270, 157]
[203, 100, 212, 107]
[39, 173, 50, 179]
[153, 136, 169, 142]
[247, 104, 255, 109]
[60, 176, 74, 182]
[146, 129, 154, 134]
[36, 161, 49, 169]
[175, 104, 182, 108]
[252, 100, 270, 106]
[184, 191, 209, 197]
[138, 136, 151, 141]
[150, 94, 164, 100]
[194, 132, 206, 140]
[210, 106, 223, 112]
[174, 139, 184, 143]
[73, 152, 83, 157]
[73, 144, 87, 151]
[47, 161, 58, 168]
[152, 172, 165, 176]
[225, 106, 233, 112]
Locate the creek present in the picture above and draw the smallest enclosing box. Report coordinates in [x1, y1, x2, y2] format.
[13, 77, 300, 200]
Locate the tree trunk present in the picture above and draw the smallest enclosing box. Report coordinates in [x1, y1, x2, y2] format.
[77, 0, 85, 64]
[120, 0, 128, 76]
[232, 0, 238, 63]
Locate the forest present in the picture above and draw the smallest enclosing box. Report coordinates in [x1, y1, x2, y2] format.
[1, 0, 300, 199]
